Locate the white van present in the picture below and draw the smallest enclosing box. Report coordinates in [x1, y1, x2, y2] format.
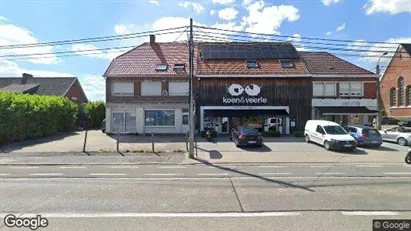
[304, 120, 357, 151]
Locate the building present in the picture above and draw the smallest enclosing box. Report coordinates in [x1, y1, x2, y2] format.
[380, 43, 411, 117]
[300, 52, 379, 125]
[103, 35, 190, 134]
[195, 42, 312, 134]
[0, 73, 88, 104]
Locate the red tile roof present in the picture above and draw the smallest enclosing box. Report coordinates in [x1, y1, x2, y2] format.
[299, 52, 374, 75]
[104, 42, 191, 77]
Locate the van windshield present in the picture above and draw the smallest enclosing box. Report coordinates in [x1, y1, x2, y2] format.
[323, 125, 348, 135]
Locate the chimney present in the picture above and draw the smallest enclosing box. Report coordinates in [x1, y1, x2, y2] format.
[150, 35, 155, 45]
[21, 73, 33, 85]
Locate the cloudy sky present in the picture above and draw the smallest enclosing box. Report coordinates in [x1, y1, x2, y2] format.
[0, 0, 410, 101]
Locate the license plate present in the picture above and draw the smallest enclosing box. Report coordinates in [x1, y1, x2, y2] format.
[372, 141, 378, 144]
[344, 144, 352, 147]
[248, 141, 257, 144]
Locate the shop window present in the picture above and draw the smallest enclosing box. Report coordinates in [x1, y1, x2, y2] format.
[141, 81, 161, 96]
[398, 77, 404, 106]
[390, 88, 397, 107]
[339, 82, 363, 97]
[112, 112, 136, 132]
[144, 110, 175, 126]
[407, 86, 411, 106]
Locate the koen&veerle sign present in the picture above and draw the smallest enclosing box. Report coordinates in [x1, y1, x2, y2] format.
[223, 84, 268, 104]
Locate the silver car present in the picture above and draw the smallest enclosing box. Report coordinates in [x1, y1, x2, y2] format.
[380, 127, 411, 146]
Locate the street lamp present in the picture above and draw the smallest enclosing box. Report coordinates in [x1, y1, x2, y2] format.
[375, 51, 388, 130]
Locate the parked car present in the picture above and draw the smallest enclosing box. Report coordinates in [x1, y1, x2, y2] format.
[380, 127, 411, 146]
[230, 126, 263, 147]
[381, 117, 400, 125]
[398, 118, 411, 127]
[345, 125, 382, 147]
[101, 119, 106, 133]
[304, 120, 357, 151]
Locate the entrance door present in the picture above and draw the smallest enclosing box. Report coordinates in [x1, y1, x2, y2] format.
[220, 117, 229, 134]
[112, 111, 136, 133]
[182, 113, 189, 134]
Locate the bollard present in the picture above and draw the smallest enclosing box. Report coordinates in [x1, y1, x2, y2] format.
[116, 132, 120, 152]
[151, 132, 155, 153]
[83, 130, 88, 152]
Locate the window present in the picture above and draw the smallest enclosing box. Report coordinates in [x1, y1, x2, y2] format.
[390, 88, 397, 107]
[313, 82, 336, 97]
[339, 82, 363, 97]
[112, 82, 134, 96]
[246, 59, 259, 68]
[169, 82, 189, 96]
[182, 114, 188, 125]
[280, 59, 294, 68]
[182, 108, 189, 113]
[173, 64, 185, 71]
[316, 125, 325, 134]
[144, 110, 175, 126]
[156, 64, 168, 71]
[407, 86, 411, 106]
[398, 77, 404, 106]
[141, 81, 161, 96]
[112, 112, 136, 132]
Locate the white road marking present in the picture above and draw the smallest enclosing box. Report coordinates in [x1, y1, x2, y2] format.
[356, 165, 383, 168]
[29, 173, 63, 176]
[383, 172, 411, 175]
[257, 166, 284, 168]
[0, 174, 11, 176]
[197, 173, 229, 176]
[158, 166, 186, 169]
[59, 166, 86, 169]
[341, 211, 399, 216]
[144, 174, 180, 176]
[10, 166, 39, 169]
[89, 173, 126, 176]
[310, 166, 331, 168]
[259, 173, 291, 175]
[109, 166, 140, 169]
[0, 212, 302, 218]
[315, 172, 346, 175]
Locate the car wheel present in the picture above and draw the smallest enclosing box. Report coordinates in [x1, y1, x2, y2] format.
[397, 137, 408, 146]
[305, 135, 310, 143]
[324, 141, 331, 150]
[102, 129, 106, 133]
[406, 155, 411, 164]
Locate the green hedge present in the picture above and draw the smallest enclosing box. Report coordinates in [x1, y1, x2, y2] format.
[0, 92, 78, 145]
[262, 131, 281, 137]
[81, 101, 105, 128]
[293, 131, 305, 137]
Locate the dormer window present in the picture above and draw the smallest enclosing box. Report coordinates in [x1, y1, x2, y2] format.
[173, 64, 185, 71]
[280, 59, 294, 68]
[155, 64, 168, 71]
[246, 59, 259, 68]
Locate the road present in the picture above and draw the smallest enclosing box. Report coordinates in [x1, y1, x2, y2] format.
[0, 163, 411, 230]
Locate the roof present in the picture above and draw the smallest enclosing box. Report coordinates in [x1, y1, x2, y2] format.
[299, 52, 375, 75]
[401, 43, 411, 54]
[0, 77, 77, 96]
[104, 42, 192, 78]
[0, 84, 39, 93]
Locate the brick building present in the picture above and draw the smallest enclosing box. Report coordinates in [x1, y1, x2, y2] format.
[380, 43, 411, 117]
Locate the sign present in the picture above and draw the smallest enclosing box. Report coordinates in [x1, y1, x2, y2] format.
[223, 84, 268, 105]
[155, 112, 162, 120]
[312, 99, 377, 107]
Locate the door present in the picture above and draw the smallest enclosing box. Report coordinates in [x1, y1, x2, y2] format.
[182, 113, 189, 134]
[112, 111, 136, 133]
[221, 117, 229, 134]
[314, 125, 326, 144]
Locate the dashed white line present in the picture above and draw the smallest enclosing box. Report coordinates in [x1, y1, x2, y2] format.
[10, 166, 39, 169]
[59, 166, 86, 169]
[258, 173, 291, 175]
[89, 173, 126, 176]
[257, 166, 284, 168]
[341, 211, 399, 216]
[383, 172, 411, 175]
[109, 166, 140, 169]
[197, 173, 229, 176]
[0, 174, 11, 176]
[144, 174, 180, 176]
[158, 166, 186, 169]
[310, 166, 331, 168]
[356, 165, 383, 168]
[29, 173, 63, 176]
[315, 172, 346, 175]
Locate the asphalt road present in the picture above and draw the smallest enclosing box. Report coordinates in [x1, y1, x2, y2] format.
[0, 163, 411, 230]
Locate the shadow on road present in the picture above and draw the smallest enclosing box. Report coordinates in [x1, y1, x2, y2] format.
[239, 145, 272, 152]
[367, 146, 400, 152]
[193, 157, 315, 192]
[333, 149, 368, 155]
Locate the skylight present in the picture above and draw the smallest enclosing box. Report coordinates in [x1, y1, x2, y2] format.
[246, 60, 259, 68]
[156, 64, 168, 71]
[280, 59, 294, 68]
[173, 64, 185, 71]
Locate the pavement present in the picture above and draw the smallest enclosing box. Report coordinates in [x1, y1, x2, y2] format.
[0, 163, 410, 230]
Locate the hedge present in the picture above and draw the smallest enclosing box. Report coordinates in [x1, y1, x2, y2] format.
[293, 131, 305, 137]
[81, 101, 105, 129]
[0, 92, 78, 145]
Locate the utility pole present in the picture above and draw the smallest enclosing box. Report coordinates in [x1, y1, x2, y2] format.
[375, 52, 388, 130]
[188, 18, 195, 158]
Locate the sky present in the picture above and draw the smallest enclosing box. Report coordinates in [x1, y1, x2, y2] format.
[0, 0, 410, 101]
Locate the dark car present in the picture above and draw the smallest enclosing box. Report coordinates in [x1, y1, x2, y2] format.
[101, 119, 106, 133]
[345, 125, 382, 147]
[381, 117, 400, 125]
[230, 126, 263, 147]
[399, 118, 411, 127]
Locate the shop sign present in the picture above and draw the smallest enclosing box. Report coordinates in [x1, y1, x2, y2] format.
[223, 84, 268, 104]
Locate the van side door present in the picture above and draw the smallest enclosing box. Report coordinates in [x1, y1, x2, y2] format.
[314, 125, 326, 144]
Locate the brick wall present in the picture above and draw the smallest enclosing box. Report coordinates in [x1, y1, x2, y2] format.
[65, 79, 88, 104]
[380, 46, 411, 117]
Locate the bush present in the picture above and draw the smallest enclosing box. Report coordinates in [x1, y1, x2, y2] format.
[0, 92, 78, 145]
[200, 130, 218, 138]
[293, 131, 305, 137]
[262, 131, 281, 137]
[81, 101, 106, 128]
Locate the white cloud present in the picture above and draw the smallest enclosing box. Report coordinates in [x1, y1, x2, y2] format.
[149, 0, 159, 6]
[151, 17, 198, 42]
[0, 16, 7, 22]
[218, 8, 239, 20]
[242, 0, 254, 6]
[114, 24, 135, 35]
[287, 34, 309, 51]
[326, 31, 332, 36]
[336, 22, 346, 32]
[0, 16, 59, 64]
[79, 74, 106, 101]
[364, 0, 411, 15]
[212, 0, 235, 4]
[178, 1, 205, 14]
[210, 10, 216, 15]
[241, 1, 300, 36]
[0, 59, 73, 77]
[322, 0, 341, 6]
[69, 44, 123, 60]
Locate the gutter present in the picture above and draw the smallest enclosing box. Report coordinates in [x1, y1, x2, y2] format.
[196, 74, 312, 78]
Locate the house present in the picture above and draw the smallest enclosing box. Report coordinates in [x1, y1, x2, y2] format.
[380, 43, 411, 117]
[103, 35, 190, 134]
[195, 42, 312, 134]
[300, 51, 379, 125]
[0, 73, 88, 104]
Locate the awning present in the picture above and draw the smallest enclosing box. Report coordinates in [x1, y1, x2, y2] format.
[315, 107, 378, 115]
[204, 109, 289, 117]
